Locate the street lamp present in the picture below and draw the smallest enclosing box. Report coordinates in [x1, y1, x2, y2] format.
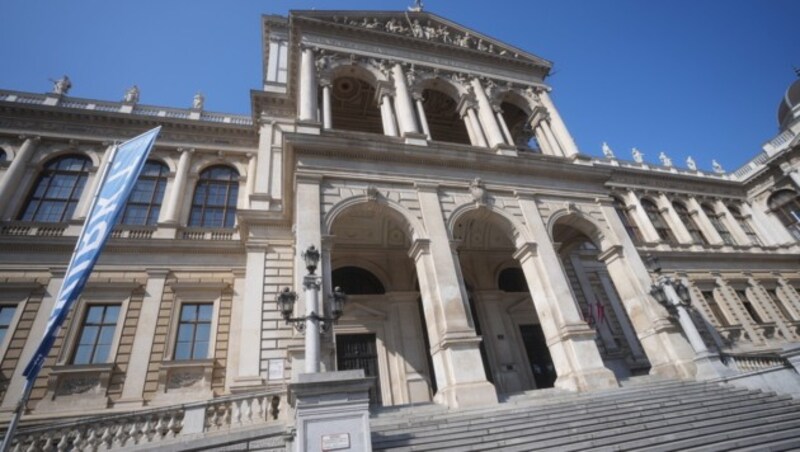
[275, 245, 347, 373]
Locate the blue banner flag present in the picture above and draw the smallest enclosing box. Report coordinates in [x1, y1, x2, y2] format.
[23, 127, 161, 380]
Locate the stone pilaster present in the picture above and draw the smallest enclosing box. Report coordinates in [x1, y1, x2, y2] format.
[0, 136, 39, 219]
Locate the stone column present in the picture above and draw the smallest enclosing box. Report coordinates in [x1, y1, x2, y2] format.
[160, 148, 192, 225]
[743, 202, 791, 245]
[466, 108, 488, 147]
[390, 64, 420, 136]
[413, 92, 431, 139]
[298, 46, 319, 123]
[537, 90, 579, 157]
[245, 153, 257, 207]
[533, 125, 554, 155]
[495, 109, 514, 146]
[622, 191, 661, 243]
[715, 200, 751, 246]
[73, 143, 115, 220]
[413, 183, 497, 409]
[515, 193, 618, 391]
[470, 79, 506, 148]
[0, 270, 63, 412]
[230, 244, 268, 389]
[686, 196, 723, 245]
[321, 79, 333, 130]
[294, 174, 323, 375]
[117, 270, 169, 407]
[656, 193, 693, 244]
[0, 136, 39, 219]
[540, 120, 564, 157]
[379, 93, 399, 137]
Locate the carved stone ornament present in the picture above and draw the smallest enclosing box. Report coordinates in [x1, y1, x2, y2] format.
[602, 142, 615, 159]
[330, 14, 522, 59]
[686, 156, 697, 171]
[56, 375, 100, 396]
[366, 184, 380, 200]
[167, 370, 203, 389]
[659, 152, 673, 168]
[631, 147, 644, 164]
[470, 177, 487, 205]
[712, 159, 725, 174]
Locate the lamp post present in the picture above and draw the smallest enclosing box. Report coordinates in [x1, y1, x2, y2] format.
[645, 255, 709, 356]
[276, 245, 347, 374]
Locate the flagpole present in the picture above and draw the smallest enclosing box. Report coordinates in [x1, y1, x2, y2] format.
[0, 379, 33, 452]
[0, 143, 120, 451]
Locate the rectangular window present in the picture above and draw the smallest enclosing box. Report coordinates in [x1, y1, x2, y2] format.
[702, 291, 729, 327]
[0, 305, 17, 345]
[174, 303, 213, 360]
[735, 290, 764, 324]
[72, 305, 120, 365]
[767, 289, 795, 321]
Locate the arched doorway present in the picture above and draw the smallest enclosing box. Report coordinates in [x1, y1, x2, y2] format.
[552, 220, 651, 380]
[329, 203, 435, 406]
[452, 208, 555, 395]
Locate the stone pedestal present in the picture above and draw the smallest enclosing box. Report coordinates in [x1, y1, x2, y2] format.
[289, 370, 373, 452]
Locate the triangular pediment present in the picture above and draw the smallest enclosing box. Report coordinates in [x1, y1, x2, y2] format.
[291, 10, 552, 72]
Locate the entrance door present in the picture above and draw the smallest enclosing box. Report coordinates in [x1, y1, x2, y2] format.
[519, 324, 557, 389]
[336, 333, 382, 405]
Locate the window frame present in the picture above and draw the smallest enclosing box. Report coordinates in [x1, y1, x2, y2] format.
[727, 204, 762, 246]
[768, 189, 800, 240]
[672, 201, 708, 245]
[641, 198, 677, 245]
[58, 289, 131, 367]
[612, 196, 643, 245]
[701, 203, 734, 245]
[0, 287, 32, 363]
[187, 165, 240, 229]
[119, 159, 169, 226]
[18, 154, 93, 223]
[165, 286, 221, 363]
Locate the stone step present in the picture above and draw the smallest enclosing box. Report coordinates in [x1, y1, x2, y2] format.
[371, 382, 800, 452]
[372, 390, 789, 449]
[726, 432, 800, 452]
[374, 392, 796, 451]
[372, 380, 722, 431]
[372, 383, 756, 437]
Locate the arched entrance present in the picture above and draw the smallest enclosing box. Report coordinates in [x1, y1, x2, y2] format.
[452, 207, 556, 395]
[328, 202, 435, 406]
[552, 217, 651, 380]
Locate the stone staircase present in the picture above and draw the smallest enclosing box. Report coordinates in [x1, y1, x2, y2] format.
[370, 379, 800, 451]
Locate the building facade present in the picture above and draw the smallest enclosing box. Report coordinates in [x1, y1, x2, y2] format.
[1, 7, 800, 438]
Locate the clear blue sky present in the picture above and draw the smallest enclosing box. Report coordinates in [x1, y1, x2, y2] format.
[1, 0, 797, 172]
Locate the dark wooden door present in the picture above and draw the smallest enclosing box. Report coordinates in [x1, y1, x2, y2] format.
[336, 333, 381, 404]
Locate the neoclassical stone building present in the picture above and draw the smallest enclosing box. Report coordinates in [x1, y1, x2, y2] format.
[1, 7, 800, 447]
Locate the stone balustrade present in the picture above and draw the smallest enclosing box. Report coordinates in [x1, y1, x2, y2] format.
[5, 389, 284, 451]
[719, 352, 792, 373]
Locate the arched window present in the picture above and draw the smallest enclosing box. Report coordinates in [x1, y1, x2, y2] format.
[119, 160, 169, 226]
[673, 201, 708, 245]
[701, 203, 733, 245]
[768, 190, 800, 240]
[189, 165, 239, 228]
[19, 155, 91, 223]
[612, 197, 642, 245]
[641, 199, 676, 245]
[727, 205, 762, 245]
[498, 267, 529, 292]
[332, 266, 386, 295]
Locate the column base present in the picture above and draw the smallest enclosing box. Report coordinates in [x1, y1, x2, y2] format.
[403, 132, 429, 146]
[296, 120, 321, 135]
[555, 366, 618, 392]
[693, 353, 737, 380]
[434, 380, 498, 409]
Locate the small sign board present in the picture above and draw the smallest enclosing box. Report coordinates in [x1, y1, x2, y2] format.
[321, 433, 350, 451]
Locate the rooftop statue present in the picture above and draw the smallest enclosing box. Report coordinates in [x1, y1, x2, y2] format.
[123, 85, 140, 103]
[631, 147, 644, 163]
[193, 92, 205, 110]
[50, 75, 71, 95]
[659, 152, 673, 168]
[712, 159, 725, 174]
[686, 156, 697, 171]
[601, 142, 615, 159]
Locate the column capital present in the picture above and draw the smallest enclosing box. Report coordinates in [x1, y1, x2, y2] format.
[414, 181, 439, 193]
[513, 189, 538, 200]
[296, 173, 323, 185]
[512, 242, 538, 262]
[408, 238, 431, 261]
[597, 244, 624, 264]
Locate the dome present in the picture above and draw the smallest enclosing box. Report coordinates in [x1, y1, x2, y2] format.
[778, 77, 800, 130]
